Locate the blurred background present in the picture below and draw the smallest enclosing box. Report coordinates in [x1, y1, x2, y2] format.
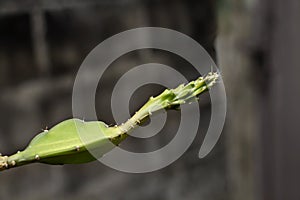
[0, 0, 299, 200]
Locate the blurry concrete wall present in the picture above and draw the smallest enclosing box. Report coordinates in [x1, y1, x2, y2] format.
[217, 0, 300, 200]
[257, 0, 300, 199]
[0, 1, 228, 200]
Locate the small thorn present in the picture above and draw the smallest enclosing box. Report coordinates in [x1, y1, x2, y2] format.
[35, 155, 40, 160]
[17, 151, 21, 154]
[10, 160, 16, 166]
[114, 125, 118, 127]
[75, 146, 80, 152]
[42, 126, 49, 132]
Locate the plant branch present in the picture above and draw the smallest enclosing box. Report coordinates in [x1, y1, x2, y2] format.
[0, 72, 219, 171]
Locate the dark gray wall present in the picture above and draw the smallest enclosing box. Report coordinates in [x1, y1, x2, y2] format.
[0, 1, 228, 200]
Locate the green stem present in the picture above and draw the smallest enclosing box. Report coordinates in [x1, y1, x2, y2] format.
[0, 72, 219, 171]
[119, 72, 219, 134]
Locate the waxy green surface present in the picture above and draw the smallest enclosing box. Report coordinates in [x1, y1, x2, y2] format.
[0, 72, 219, 171]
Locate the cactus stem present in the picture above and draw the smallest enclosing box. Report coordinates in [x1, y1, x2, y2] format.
[0, 72, 219, 171]
[118, 72, 219, 135]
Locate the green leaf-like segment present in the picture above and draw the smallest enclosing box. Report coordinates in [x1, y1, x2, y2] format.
[0, 72, 219, 171]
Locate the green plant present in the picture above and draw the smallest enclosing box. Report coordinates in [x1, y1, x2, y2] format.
[0, 72, 219, 171]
